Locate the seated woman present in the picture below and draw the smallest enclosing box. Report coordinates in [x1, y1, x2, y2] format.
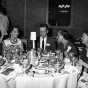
[3, 27, 23, 63]
[56, 30, 78, 61]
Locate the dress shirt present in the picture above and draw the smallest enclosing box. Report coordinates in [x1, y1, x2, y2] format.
[40, 36, 47, 50]
[86, 48, 88, 57]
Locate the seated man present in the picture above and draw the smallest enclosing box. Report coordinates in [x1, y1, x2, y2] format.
[36, 24, 56, 52]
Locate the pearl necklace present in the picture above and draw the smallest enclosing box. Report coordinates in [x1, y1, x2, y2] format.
[10, 38, 18, 44]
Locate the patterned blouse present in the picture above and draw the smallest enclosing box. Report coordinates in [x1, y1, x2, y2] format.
[3, 38, 23, 62]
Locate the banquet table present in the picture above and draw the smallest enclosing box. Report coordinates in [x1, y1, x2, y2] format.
[0, 52, 80, 88]
[15, 72, 78, 88]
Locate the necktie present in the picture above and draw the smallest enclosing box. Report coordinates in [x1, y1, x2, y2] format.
[42, 38, 44, 50]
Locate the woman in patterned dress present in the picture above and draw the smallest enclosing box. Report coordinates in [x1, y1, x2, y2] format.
[3, 27, 23, 63]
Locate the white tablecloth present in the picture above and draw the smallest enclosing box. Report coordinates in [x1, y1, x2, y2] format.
[15, 73, 78, 88]
[15, 74, 54, 88]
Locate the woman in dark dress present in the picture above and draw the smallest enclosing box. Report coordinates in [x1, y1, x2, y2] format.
[56, 30, 78, 65]
[56, 30, 77, 57]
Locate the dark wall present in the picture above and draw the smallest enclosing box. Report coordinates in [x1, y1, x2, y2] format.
[4, 0, 25, 33]
[70, 0, 88, 38]
[2, 0, 88, 39]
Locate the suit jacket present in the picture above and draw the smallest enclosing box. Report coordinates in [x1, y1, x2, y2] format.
[36, 36, 56, 52]
[78, 43, 88, 64]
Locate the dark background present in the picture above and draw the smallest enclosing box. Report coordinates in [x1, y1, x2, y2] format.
[1, 0, 88, 40]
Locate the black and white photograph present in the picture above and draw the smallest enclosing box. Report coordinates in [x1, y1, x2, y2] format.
[0, 0, 88, 88]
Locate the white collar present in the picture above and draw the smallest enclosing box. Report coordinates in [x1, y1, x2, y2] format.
[40, 36, 47, 50]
